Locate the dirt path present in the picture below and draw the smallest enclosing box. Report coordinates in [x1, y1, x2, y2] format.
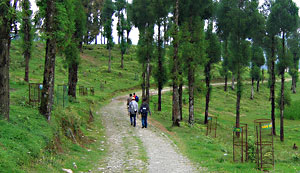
[94, 93, 198, 172]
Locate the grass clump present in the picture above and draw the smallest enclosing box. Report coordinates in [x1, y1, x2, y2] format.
[284, 100, 300, 120]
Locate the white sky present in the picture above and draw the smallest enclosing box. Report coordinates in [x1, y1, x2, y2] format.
[29, 0, 300, 45]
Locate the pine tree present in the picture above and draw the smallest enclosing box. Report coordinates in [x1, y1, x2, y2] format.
[178, 0, 213, 125]
[66, 0, 86, 98]
[268, 0, 299, 141]
[20, 0, 33, 82]
[218, 0, 263, 128]
[216, 0, 234, 92]
[152, 0, 171, 111]
[250, 44, 265, 99]
[102, 0, 115, 73]
[288, 31, 300, 94]
[171, 0, 180, 126]
[37, 0, 76, 120]
[130, 0, 155, 103]
[204, 22, 221, 124]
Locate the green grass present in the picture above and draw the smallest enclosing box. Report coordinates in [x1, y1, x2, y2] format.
[3, 40, 143, 172]
[149, 80, 300, 172]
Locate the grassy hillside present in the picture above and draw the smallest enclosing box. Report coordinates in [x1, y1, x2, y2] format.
[2, 40, 142, 172]
[149, 79, 300, 172]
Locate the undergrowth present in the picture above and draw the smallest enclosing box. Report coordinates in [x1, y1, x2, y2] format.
[3, 40, 142, 172]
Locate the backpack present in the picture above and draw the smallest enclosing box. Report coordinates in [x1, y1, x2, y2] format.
[140, 104, 148, 116]
[129, 102, 136, 114]
[135, 95, 139, 102]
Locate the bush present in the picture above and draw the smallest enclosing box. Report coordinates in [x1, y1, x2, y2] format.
[284, 100, 300, 120]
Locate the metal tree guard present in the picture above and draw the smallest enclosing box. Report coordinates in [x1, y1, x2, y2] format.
[56, 85, 68, 107]
[254, 119, 274, 170]
[233, 123, 248, 162]
[28, 83, 42, 106]
[206, 116, 217, 138]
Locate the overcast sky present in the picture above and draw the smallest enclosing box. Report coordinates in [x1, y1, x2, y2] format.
[29, 0, 300, 45]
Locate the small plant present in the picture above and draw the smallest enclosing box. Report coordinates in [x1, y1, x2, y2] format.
[247, 136, 256, 163]
[292, 153, 300, 162]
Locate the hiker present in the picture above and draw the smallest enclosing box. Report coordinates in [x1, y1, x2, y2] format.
[139, 98, 151, 128]
[133, 92, 139, 102]
[128, 96, 138, 127]
[127, 93, 132, 109]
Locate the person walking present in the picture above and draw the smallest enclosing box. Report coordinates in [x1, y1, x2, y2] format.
[128, 96, 138, 127]
[127, 93, 132, 109]
[139, 98, 151, 128]
[133, 92, 139, 102]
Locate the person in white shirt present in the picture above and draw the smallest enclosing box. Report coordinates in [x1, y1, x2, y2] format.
[128, 96, 138, 127]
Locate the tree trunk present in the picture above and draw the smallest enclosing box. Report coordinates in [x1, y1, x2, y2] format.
[13, 0, 18, 38]
[23, 0, 31, 82]
[101, 28, 103, 44]
[179, 82, 183, 121]
[172, 0, 180, 127]
[126, 29, 130, 45]
[236, 71, 242, 129]
[292, 76, 296, 93]
[40, 0, 56, 121]
[280, 73, 285, 141]
[121, 52, 124, 69]
[257, 79, 260, 92]
[280, 32, 285, 142]
[270, 36, 276, 136]
[108, 47, 111, 73]
[142, 63, 146, 100]
[146, 60, 150, 104]
[250, 78, 254, 100]
[262, 69, 264, 84]
[231, 75, 235, 90]
[24, 51, 30, 82]
[157, 22, 163, 111]
[204, 63, 211, 124]
[68, 63, 78, 98]
[0, 33, 11, 120]
[0, 0, 13, 120]
[163, 17, 168, 47]
[188, 65, 194, 125]
[224, 74, 228, 92]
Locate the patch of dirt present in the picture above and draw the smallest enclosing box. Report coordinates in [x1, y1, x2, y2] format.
[80, 53, 97, 64]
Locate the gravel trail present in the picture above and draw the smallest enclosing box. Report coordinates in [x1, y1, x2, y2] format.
[94, 93, 199, 173]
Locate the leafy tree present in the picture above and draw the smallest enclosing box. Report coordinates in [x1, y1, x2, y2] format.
[219, 0, 263, 128]
[179, 0, 212, 125]
[0, 0, 15, 120]
[115, 0, 126, 44]
[66, 0, 86, 98]
[36, 0, 75, 120]
[268, 0, 298, 141]
[102, 0, 115, 73]
[216, 0, 234, 91]
[82, 0, 103, 44]
[288, 31, 300, 93]
[20, 0, 33, 82]
[204, 22, 221, 124]
[119, 14, 127, 68]
[171, 0, 181, 126]
[130, 0, 155, 103]
[250, 44, 265, 99]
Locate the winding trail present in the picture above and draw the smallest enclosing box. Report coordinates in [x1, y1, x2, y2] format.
[94, 91, 199, 172]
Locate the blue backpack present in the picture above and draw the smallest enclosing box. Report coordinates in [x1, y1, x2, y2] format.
[135, 95, 139, 102]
